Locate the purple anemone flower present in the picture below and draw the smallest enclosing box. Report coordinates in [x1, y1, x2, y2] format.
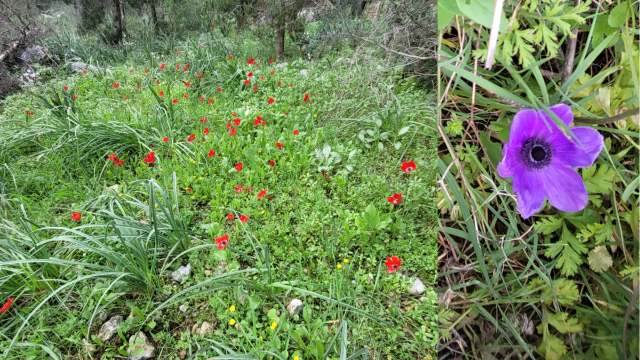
[497, 104, 604, 219]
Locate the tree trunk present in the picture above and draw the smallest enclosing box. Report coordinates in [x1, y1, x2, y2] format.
[276, 20, 285, 61]
[113, 0, 123, 43]
[150, 0, 158, 34]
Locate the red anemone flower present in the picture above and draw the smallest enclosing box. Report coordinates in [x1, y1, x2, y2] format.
[83, 70, 87, 74]
[199, 96, 204, 101]
[177, 50, 181, 54]
[203, 127, 209, 135]
[278, 82, 282, 86]
[63, 85, 68, 91]
[248, 58, 254, 64]
[208, 98, 214, 104]
[159, 90, 164, 96]
[208, 150, 215, 157]
[113, 83, 119, 88]
[247, 72, 253, 77]
[142, 151, 155, 163]
[234, 185, 244, 194]
[145, 69, 149, 73]
[269, 160, 275, 167]
[228, 55, 232, 59]
[163, 137, 169, 142]
[114, 159, 124, 167]
[232, 112, 236, 116]
[200, 116, 207, 123]
[217, 87, 222, 92]
[73, 94, 77, 99]
[268, 97, 274, 105]
[270, 71, 274, 75]
[123, 97, 128, 100]
[71, 212, 82, 221]
[235, 163, 243, 171]
[0, 298, 14, 313]
[184, 82, 191, 87]
[136, 85, 141, 90]
[173, 99, 178, 104]
[270, 59, 274, 63]
[187, 134, 196, 142]
[160, 63, 166, 69]
[129, 69, 133, 72]
[244, 80, 250, 85]
[183, 93, 188, 98]
[229, 128, 237, 137]
[276, 142, 283, 150]
[385, 256, 402, 273]
[260, 76, 265, 80]
[401, 161, 416, 173]
[387, 193, 402, 204]
[196, 73, 203, 78]
[293, 129, 298, 135]
[228, 214, 233, 220]
[240, 215, 248, 223]
[253, 85, 258, 91]
[290, 83, 293, 87]
[303, 93, 309, 102]
[233, 118, 241, 125]
[108, 152, 118, 160]
[258, 190, 267, 199]
[215, 234, 229, 250]
[176, 63, 180, 70]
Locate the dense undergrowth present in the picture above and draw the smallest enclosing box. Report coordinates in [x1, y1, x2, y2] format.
[0, 6, 437, 360]
[438, 0, 638, 359]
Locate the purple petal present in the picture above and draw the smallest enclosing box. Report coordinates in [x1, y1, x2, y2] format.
[512, 168, 546, 219]
[548, 126, 603, 168]
[497, 142, 523, 178]
[542, 104, 574, 127]
[571, 127, 604, 165]
[539, 164, 588, 213]
[508, 109, 551, 146]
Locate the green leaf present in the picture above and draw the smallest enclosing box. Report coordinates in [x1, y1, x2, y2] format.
[582, 164, 615, 194]
[438, 3, 456, 30]
[545, 225, 587, 276]
[455, 0, 508, 32]
[315, 340, 324, 359]
[248, 295, 262, 310]
[588, 246, 613, 273]
[538, 331, 567, 360]
[542, 278, 580, 306]
[547, 312, 582, 334]
[91, 335, 104, 347]
[535, 217, 563, 235]
[592, 15, 618, 49]
[131, 305, 144, 320]
[479, 132, 502, 167]
[608, 3, 630, 28]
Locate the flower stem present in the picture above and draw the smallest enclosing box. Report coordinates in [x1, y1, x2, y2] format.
[573, 109, 637, 125]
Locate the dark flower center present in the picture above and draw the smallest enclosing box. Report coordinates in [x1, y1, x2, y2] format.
[521, 137, 553, 169]
[392, 264, 398, 269]
[221, 240, 227, 246]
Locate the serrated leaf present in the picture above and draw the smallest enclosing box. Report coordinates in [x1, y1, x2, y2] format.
[582, 164, 615, 194]
[542, 278, 580, 306]
[535, 217, 563, 235]
[539, 332, 567, 360]
[588, 246, 613, 273]
[545, 225, 587, 276]
[547, 312, 582, 334]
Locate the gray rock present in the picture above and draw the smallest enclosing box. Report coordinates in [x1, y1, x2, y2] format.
[69, 61, 98, 73]
[18, 45, 47, 63]
[193, 321, 213, 335]
[287, 299, 304, 316]
[204, 269, 212, 276]
[408, 277, 425, 295]
[171, 264, 191, 283]
[238, 294, 249, 306]
[128, 332, 155, 360]
[98, 315, 123, 342]
[300, 69, 308, 77]
[179, 304, 188, 313]
[216, 261, 227, 275]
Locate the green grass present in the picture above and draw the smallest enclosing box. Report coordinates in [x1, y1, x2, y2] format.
[0, 13, 437, 360]
[438, 1, 638, 359]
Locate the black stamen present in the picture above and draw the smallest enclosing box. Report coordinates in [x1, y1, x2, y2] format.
[521, 137, 553, 169]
